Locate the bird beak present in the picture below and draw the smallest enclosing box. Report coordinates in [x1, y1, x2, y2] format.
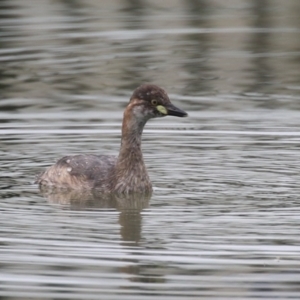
[157, 103, 188, 117]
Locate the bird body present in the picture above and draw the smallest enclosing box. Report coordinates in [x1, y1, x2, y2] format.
[36, 84, 187, 193]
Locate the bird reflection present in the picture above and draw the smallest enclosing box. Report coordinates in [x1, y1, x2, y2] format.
[39, 187, 165, 284]
[39, 186, 151, 211]
[39, 186, 150, 245]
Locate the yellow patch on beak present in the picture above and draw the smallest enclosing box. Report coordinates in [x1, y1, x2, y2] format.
[156, 105, 167, 115]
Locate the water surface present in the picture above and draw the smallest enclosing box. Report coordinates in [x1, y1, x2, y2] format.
[1, 1, 300, 299]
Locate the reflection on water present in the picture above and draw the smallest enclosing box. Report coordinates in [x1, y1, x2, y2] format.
[1, 0, 300, 299]
[41, 186, 151, 210]
[246, 0, 272, 94]
[42, 187, 151, 246]
[0, 0, 300, 101]
[182, 0, 213, 94]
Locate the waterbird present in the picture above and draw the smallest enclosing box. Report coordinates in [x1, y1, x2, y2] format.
[36, 84, 188, 193]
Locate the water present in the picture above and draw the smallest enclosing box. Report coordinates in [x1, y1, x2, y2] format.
[1, 0, 300, 299]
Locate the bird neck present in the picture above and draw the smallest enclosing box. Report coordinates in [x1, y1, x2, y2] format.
[118, 111, 145, 168]
[113, 104, 151, 193]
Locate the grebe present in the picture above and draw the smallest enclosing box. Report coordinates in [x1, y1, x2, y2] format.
[36, 84, 187, 193]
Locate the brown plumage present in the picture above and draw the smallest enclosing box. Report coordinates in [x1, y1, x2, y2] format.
[36, 84, 188, 194]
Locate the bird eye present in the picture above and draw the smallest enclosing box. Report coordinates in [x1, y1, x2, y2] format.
[151, 99, 158, 106]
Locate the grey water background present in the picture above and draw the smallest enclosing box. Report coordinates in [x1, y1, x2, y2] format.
[1, 0, 300, 299]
